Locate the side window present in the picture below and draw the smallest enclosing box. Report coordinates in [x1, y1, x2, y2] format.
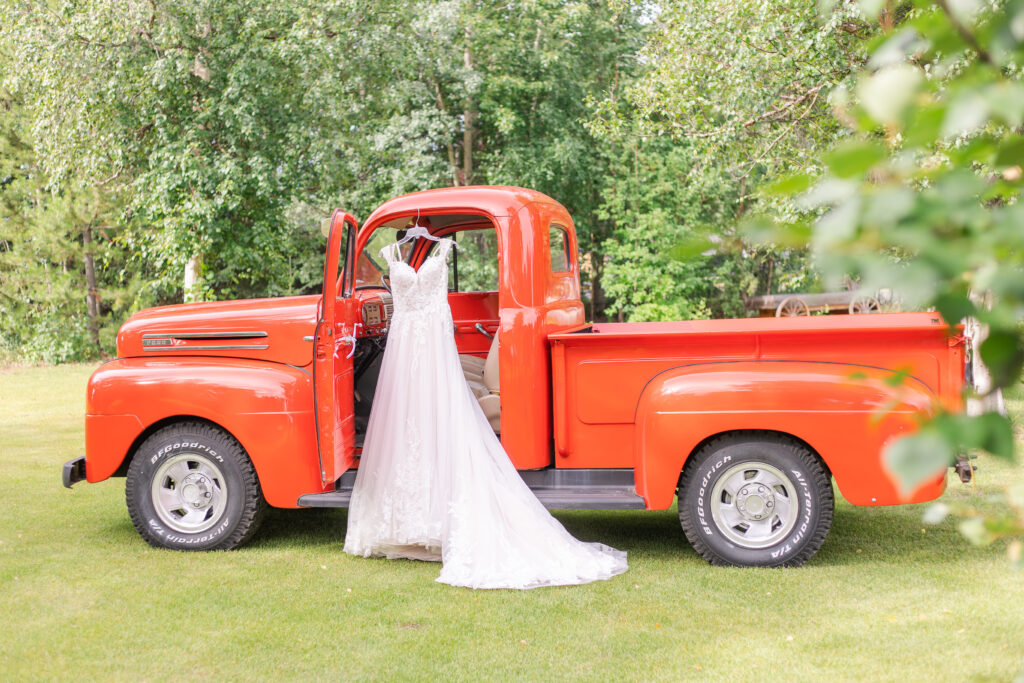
[340, 221, 355, 296]
[448, 229, 499, 292]
[549, 225, 570, 273]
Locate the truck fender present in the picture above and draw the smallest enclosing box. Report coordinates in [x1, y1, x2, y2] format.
[86, 357, 322, 508]
[632, 361, 942, 510]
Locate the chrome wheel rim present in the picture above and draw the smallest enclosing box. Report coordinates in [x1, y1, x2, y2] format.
[710, 462, 798, 549]
[151, 453, 227, 534]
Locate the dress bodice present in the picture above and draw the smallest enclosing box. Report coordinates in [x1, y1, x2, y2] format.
[384, 240, 453, 316]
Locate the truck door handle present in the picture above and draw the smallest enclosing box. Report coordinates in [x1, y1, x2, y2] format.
[475, 323, 495, 340]
[339, 335, 357, 359]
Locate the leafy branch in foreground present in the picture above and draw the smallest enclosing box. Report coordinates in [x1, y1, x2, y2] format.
[761, 0, 1024, 558]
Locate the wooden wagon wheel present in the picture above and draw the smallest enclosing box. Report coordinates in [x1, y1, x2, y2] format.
[776, 296, 810, 317]
[848, 296, 881, 315]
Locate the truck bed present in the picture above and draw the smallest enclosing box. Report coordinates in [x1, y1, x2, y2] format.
[548, 312, 964, 470]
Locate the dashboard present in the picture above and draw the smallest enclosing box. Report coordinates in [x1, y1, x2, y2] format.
[357, 290, 393, 337]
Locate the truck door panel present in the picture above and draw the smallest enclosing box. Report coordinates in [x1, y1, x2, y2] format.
[449, 291, 499, 355]
[314, 212, 359, 484]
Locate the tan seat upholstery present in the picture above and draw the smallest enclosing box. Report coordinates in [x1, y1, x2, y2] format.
[464, 332, 500, 433]
[461, 354, 486, 384]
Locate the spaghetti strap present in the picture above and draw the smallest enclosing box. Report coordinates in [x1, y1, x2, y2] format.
[379, 242, 400, 265]
[433, 237, 455, 261]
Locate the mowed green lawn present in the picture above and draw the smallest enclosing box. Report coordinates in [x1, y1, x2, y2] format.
[1, 364, 1022, 681]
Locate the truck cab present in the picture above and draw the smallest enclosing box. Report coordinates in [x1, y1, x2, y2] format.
[68, 186, 966, 567]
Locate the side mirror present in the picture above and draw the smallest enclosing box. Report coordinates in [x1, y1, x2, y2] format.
[320, 216, 332, 239]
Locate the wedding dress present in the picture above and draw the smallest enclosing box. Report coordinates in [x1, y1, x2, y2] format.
[343, 237, 628, 589]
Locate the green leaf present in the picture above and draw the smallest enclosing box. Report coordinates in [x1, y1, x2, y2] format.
[763, 173, 813, 197]
[903, 104, 946, 148]
[922, 502, 950, 524]
[823, 140, 888, 178]
[985, 81, 1024, 128]
[973, 412, 1016, 460]
[978, 330, 1024, 389]
[669, 235, 714, 260]
[933, 293, 977, 325]
[958, 517, 995, 546]
[856, 0, 886, 20]
[857, 64, 923, 125]
[942, 93, 990, 137]
[994, 136, 1024, 168]
[863, 187, 915, 228]
[815, 197, 861, 247]
[884, 367, 912, 387]
[884, 432, 955, 496]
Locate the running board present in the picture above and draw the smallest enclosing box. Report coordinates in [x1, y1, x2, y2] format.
[297, 468, 646, 510]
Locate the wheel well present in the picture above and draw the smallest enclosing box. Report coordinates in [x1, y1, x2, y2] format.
[679, 429, 832, 484]
[113, 416, 243, 478]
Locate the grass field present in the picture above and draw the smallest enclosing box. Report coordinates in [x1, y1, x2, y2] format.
[1, 363, 1022, 681]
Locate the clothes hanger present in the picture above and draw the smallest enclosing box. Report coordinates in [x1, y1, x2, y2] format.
[381, 210, 458, 260]
[393, 210, 440, 246]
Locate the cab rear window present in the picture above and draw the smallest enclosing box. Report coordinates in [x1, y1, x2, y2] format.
[549, 225, 570, 273]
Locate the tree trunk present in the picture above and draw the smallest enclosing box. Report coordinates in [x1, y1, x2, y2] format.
[82, 224, 102, 352]
[184, 252, 203, 303]
[462, 33, 475, 185]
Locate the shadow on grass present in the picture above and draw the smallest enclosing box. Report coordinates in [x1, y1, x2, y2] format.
[87, 481, 997, 567]
[244, 499, 1000, 568]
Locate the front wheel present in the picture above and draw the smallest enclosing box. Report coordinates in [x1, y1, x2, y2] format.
[126, 422, 266, 550]
[678, 434, 833, 567]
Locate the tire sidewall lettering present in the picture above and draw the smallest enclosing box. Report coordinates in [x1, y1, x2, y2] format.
[135, 432, 241, 551]
[684, 443, 826, 566]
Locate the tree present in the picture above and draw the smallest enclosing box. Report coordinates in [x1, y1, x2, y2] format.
[0, 90, 127, 362]
[333, 0, 648, 320]
[588, 0, 875, 321]
[2, 0, 379, 304]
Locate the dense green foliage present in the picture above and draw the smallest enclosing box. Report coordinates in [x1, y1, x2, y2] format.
[2, 0, 664, 359]
[0, 92, 131, 363]
[587, 0, 878, 321]
[1, 0, 869, 360]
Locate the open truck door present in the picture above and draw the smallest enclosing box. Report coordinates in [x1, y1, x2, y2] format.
[314, 210, 359, 484]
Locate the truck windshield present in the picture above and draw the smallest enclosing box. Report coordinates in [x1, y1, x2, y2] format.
[354, 228, 415, 288]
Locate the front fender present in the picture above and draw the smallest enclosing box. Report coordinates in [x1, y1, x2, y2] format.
[86, 357, 322, 507]
[634, 361, 944, 509]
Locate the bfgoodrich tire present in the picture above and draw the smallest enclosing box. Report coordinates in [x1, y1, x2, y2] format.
[678, 433, 833, 567]
[126, 422, 266, 550]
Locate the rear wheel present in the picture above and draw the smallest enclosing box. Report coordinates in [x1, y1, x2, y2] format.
[126, 422, 266, 550]
[678, 434, 833, 567]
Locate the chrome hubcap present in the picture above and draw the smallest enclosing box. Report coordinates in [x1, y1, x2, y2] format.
[151, 454, 227, 534]
[710, 462, 798, 549]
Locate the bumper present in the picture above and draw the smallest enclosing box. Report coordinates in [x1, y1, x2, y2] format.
[63, 457, 86, 488]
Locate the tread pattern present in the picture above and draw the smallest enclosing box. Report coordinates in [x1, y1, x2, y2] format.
[126, 421, 267, 551]
[677, 431, 834, 568]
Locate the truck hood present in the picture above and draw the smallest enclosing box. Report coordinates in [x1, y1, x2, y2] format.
[117, 295, 319, 368]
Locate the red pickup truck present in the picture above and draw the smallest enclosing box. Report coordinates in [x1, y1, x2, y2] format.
[66, 186, 967, 567]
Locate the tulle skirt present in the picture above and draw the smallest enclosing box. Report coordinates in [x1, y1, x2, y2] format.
[343, 307, 628, 589]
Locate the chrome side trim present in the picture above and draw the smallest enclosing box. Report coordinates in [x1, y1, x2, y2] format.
[142, 331, 268, 340]
[143, 344, 270, 351]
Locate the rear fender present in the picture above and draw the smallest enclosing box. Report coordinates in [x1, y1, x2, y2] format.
[633, 361, 944, 509]
[86, 357, 322, 507]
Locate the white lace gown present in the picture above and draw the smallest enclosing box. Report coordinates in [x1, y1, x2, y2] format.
[343, 238, 628, 589]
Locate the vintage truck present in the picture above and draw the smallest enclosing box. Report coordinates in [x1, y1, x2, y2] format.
[64, 186, 968, 567]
